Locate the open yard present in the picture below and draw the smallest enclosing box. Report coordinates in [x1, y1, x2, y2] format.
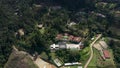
[80, 47, 90, 67]
[88, 48, 116, 68]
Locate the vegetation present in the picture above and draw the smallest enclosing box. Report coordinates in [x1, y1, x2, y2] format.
[4, 50, 38, 68]
[109, 40, 120, 68]
[0, 0, 120, 68]
[88, 48, 116, 68]
[55, 49, 81, 63]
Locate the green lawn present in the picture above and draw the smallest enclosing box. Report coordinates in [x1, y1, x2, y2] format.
[88, 48, 98, 68]
[96, 49, 116, 68]
[88, 48, 116, 68]
[70, 66, 78, 68]
[80, 47, 90, 67]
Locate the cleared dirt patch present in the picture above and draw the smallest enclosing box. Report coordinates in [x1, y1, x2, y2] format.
[34, 58, 57, 68]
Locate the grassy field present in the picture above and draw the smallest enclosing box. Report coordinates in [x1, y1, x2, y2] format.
[80, 47, 90, 67]
[88, 48, 98, 68]
[70, 66, 79, 68]
[97, 49, 116, 68]
[88, 48, 116, 68]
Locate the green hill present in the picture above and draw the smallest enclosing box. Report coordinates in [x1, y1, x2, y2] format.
[4, 50, 38, 68]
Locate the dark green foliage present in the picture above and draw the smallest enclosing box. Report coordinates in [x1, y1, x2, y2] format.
[109, 40, 120, 68]
[55, 49, 81, 62]
[0, 0, 120, 67]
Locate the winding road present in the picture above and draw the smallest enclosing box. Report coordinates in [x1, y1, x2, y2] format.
[84, 34, 102, 68]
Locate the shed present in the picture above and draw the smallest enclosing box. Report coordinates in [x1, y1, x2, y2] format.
[68, 35, 74, 41]
[99, 41, 108, 49]
[37, 24, 43, 28]
[73, 37, 81, 42]
[103, 50, 110, 59]
[56, 34, 63, 40]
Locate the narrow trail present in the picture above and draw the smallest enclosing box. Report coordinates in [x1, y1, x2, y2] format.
[84, 34, 102, 68]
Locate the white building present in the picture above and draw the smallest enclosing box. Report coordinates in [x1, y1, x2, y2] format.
[50, 44, 59, 50]
[68, 22, 76, 26]
[37, 24, 43, 28]
[50, 42, 83, 50]
[64, 62, 81, 66]
[66, 44, 80, 50]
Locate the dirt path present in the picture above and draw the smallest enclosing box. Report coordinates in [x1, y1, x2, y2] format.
[84, 34, 102, 68]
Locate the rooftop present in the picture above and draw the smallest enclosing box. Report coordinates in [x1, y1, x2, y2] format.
[18, 29, 24, 36]
[56, 33, 82, 42]
[103, 50, 110, 58]
[99, 41, 108, 49]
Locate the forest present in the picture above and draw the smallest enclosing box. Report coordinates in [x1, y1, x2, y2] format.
[109, 40, 120, 67]
[0, 0, 120, 68]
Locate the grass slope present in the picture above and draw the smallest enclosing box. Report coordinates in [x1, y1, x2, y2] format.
[4, 50, 38, 68]
[88, 48, 116, 68]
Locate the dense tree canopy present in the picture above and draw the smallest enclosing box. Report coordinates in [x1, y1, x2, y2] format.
[0, 0, 120, 67]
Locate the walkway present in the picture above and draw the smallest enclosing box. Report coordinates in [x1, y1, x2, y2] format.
[84, 34, 102, 68]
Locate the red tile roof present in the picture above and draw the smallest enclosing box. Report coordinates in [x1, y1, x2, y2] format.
[56, 34, 63, 39]
[73, 37, 81, 42]
[56, 33, 82, 42]
[64, 33, 68, 36]
[103, 50, 110, 58]
[68, 35, 74, 41]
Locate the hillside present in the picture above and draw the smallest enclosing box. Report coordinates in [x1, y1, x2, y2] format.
[0, 0, 120, 68]
[4, 49, 38, 68]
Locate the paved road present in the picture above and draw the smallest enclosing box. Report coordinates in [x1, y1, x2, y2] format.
[84, 34, 102, 68]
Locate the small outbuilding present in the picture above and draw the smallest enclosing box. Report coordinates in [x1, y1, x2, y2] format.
[103, 50, 110, 59]
[99, 41, 108, 49]
[18, 29, 24, 36]
[37, 24, 43, 29]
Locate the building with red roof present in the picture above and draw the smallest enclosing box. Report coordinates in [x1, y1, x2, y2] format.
[64, 33, 68, 36]
[73, 37, 81, 42]
[56, 34, 63, 40]
[68, 35, 74, 41]
[103, 50, 110, 59]
[56, 33, 82, 43]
